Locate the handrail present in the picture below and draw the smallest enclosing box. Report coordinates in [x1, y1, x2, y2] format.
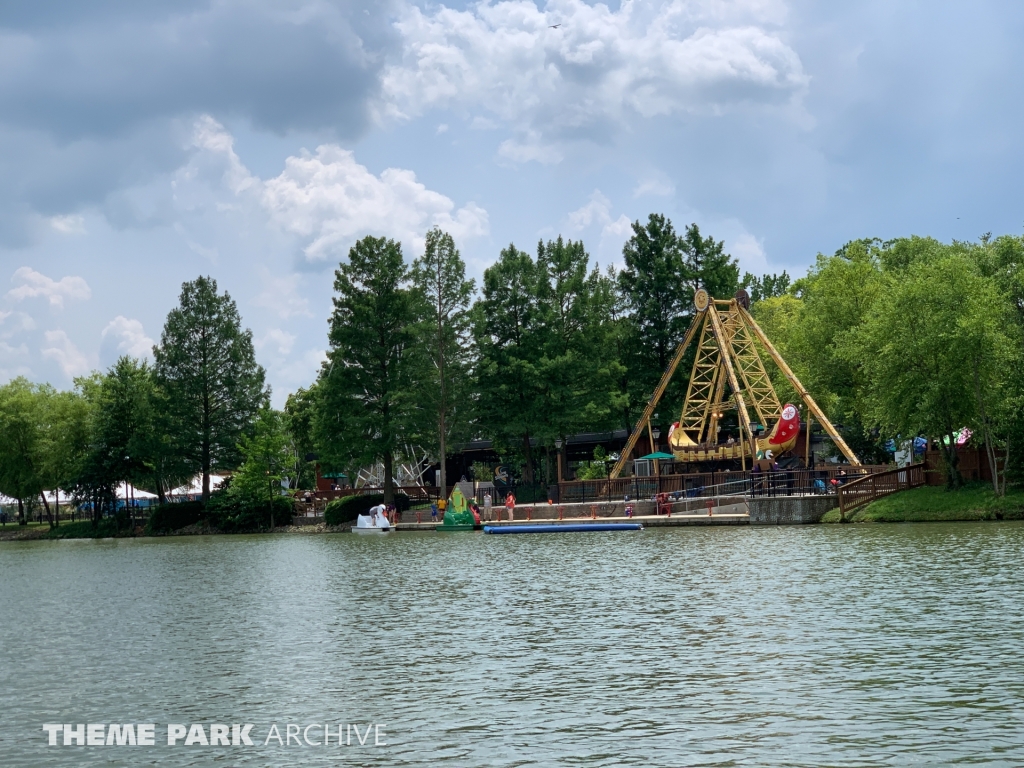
[837, 464, 924, 519]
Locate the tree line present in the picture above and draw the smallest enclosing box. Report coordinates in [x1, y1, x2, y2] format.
[0, 277, 273, 526]
[751, 235, 1024, 492]
[309, 215, 763, 501]
[5, 216, 1019, 527]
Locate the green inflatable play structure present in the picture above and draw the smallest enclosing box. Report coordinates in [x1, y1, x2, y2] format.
[439, 486, 475, 531]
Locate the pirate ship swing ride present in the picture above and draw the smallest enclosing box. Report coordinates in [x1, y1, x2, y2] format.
[608, 288, 861, 478]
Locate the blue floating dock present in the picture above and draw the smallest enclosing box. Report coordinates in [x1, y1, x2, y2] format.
[483, 523, 643, 534]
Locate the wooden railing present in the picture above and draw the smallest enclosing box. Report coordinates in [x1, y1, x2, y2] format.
[314, 486, 440, 504]
[837, 464, 924, 518]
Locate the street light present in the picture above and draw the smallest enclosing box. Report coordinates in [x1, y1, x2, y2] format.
[555, 438, 564, 484]
[651, 426, 661, 441]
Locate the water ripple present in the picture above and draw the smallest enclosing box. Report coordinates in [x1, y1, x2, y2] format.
[0, 523, 1023, 766]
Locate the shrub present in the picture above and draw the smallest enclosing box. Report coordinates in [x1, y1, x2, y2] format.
[323, 492, 409, 526]
[206, 489, 293, 532]
[147, 501, 204, 533]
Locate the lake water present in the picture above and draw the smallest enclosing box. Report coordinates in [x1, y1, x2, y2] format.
[1, 523, 1023, 766]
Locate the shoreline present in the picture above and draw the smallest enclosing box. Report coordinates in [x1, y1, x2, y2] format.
[821, 483, 1024, 524]
[0, 520, 351, 542]
[5, 483, 1024, 541]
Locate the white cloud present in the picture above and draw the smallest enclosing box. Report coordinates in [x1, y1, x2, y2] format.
[190, 114, 258, 196]
[498, 136, 562, 165]
[7, 267, 91, 308]
[602, 214, 633, 239]
[633, 178, 676, 197]
[101, 316, 155, 360]
[436, 123, 449, 134]
[41, 330, 91, 378]
[49, 214, 86, 234]
[0, 341, 28, 358]
[567, 190, 614, 230]
[728, 231, 770, 274]
[564, 190, 634, 258]
[256, 328, 297, 356]
[383, 0, 808, 159]
[190, 117, 489, 263]
[261, 144, 489, 261]
[254, 269, 312, 319]
[0, 310, 36, 338]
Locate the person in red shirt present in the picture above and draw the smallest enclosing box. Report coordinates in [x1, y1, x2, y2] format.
[505, 492, 516, 522]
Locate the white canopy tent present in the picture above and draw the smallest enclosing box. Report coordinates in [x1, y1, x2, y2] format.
[116, 482, 158, 501]
[169, 475, 227, 498]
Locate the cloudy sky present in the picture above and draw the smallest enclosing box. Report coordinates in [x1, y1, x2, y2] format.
[2, 0, 1023, 404]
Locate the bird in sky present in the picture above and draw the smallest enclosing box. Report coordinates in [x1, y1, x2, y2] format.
[549, 23, 560, 28]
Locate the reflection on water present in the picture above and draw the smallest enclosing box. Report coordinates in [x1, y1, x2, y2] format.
[2, 523, 1024, 766]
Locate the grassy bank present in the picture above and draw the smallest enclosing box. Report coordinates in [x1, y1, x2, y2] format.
[821, 482, 1024, 523]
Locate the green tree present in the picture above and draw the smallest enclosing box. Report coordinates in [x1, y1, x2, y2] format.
[786, 240, 889, 461]
[741, 270, 791, 302]
[473, 244, 545, 483]
[847, 254, 1012, 488]
[154, 276, 268, 504]
[37, 386, 93, 527]
[680, 223, 739, 299]
[965, 234, 1024, 491]
[411, 227, 475, 494]
[318, 236, 421, 503]
[90, 357, 157, 527]
[618, 214, 693, 423]
[0, 379, 48, 525]
[534, 236, 624, 457]
[284, 383, 321, 490]
[230, 405, 290, 528]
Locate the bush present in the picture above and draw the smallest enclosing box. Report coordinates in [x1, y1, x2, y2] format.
[147, 501, 204, 533]
[206, 489, 294, 532]
[323, 492, 409, 526]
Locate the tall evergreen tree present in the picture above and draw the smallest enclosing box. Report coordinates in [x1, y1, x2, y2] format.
[89, 356, 156, 526]
[680, 223, 739, 299]
[617, 214, 692, 423]
[284, 383, 321, 491]
[411, 227, 475, 494]
[318, 236, 421, 503]
[473, 244, 545, 483]
[154, 276, 267, 504]
[535, 237, 624, 448]
[618, 215, 739, 429]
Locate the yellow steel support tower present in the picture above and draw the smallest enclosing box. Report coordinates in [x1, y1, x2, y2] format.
[609, 289, 860, 478]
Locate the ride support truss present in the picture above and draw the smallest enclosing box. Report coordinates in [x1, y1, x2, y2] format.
[609, 290, 860, 478]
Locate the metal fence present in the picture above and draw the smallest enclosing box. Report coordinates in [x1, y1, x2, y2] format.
[555, 466, 891, 504]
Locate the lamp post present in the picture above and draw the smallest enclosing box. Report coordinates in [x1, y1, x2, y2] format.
[555, 438, 564, 484]
[651, 426, 662, 477]
[124, 454, 131, 528]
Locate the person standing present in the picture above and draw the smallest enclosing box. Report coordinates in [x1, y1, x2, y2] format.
[483, 492, 492, 521]
[505, 491, 516, 522]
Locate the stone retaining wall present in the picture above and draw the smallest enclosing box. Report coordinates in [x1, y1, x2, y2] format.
[748, 495, 837, 524]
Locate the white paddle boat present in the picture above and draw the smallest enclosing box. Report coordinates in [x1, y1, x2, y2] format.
[353, 504, 392, 534]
